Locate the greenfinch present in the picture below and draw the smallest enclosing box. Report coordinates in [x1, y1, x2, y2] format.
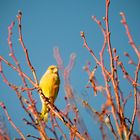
[39, 65, 60, 122]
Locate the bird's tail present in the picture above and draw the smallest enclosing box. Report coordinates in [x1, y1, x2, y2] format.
[40, 112, 48, 122]
[40, 103, 49, 122]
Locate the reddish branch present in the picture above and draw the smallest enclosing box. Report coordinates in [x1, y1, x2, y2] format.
[54, 48, 91, 139]
[6, 16, 49, 140]
[8, 21, 27, 89]
[80, 0, 139, 139]
[105, 1, 128, 138]
[118, 61, 140, 86]
[120, 11, 140, 139]
[128, 59, 140, 139]
[0, 102, 26, 140]
[80, 18, 120, 140]
[124, 52, 137, 66]
[120, 12, 140, 59]
[17, 11, 39, 85]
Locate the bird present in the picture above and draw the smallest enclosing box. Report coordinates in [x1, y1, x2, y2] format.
[39, 65, 60, 122]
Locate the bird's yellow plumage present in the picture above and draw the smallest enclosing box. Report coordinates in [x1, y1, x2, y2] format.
[39, 65, 60, 122]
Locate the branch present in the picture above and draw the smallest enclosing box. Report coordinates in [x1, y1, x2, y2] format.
[17, 11, 39, 85]
[0, 102, 26, 140]
[120, 12, 140, 59]
[128, 59, 140, 138]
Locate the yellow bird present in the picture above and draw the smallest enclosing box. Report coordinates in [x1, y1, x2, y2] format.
[39, 65, 60, 122]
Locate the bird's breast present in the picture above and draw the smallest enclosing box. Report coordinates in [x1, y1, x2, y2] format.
[39, 73, 60, 98]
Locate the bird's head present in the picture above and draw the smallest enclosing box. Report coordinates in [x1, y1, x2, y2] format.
[47, 65, 58, 74]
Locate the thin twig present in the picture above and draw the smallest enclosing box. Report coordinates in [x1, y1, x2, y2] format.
[120, 12, 140, 59]
[128, 59, 140, 139]
[0, 102, 26, 140]
[16, 11, 39, 85]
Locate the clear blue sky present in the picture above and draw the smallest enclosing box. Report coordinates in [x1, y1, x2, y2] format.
[0, 0, 140, 139]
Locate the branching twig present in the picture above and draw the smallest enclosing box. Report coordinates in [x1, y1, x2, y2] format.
[120, 12, 140, 59]
[128, 59, 140, 139]
[17, 11, 39, 85]
[0, 102, 26, 140]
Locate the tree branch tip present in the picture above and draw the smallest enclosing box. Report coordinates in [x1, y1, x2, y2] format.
[8, 22, 15, 30]
[119, 12, 124, 16]
[113, 48, 116, 53]
[0, 102, 5, 109]
[92, 16, 96, 20]
[80, 31, 85, 37]
[102, 16, 106, 21]
[18, 10, 22, 16]
[16, 10, 22, 20]
[124, 52, 129, 56]
[70, 53, 76, 59]
[115, 55, 119, 61]
[92, 16, 102, 25]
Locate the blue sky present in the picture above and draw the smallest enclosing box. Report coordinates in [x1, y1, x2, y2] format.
[0, 0, 140, 139]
